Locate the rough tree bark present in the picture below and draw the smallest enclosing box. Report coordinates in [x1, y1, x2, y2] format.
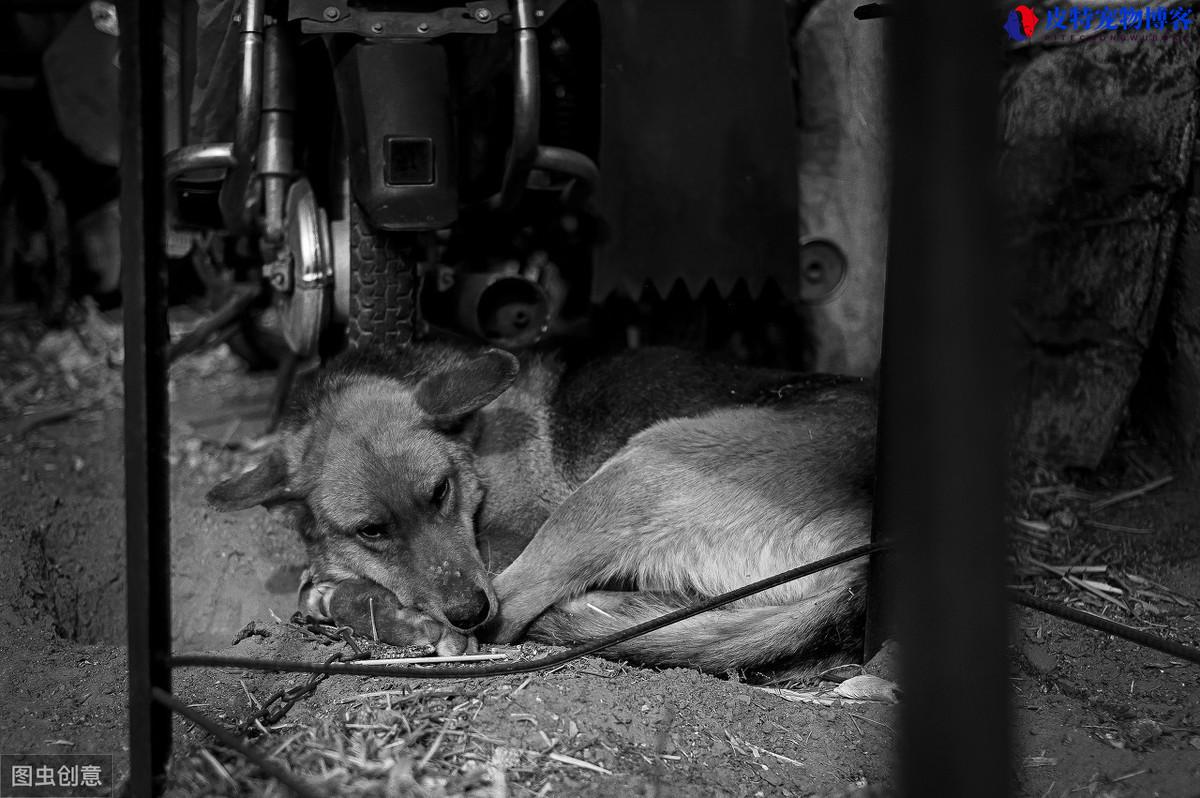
[1000, 32, 1200, 468]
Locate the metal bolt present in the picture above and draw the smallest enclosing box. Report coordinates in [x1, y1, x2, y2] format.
[417, 22, 430, 32]
[473, 7, 492, 21]
[322, 5, 339, 20]
[371, 21, 383, 32]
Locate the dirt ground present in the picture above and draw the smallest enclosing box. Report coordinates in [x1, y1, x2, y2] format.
[1, 307, 1199, 797]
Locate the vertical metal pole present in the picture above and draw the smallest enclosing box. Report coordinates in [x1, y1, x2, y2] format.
[873, 0, 1011, 796]
[120, 0, 172, 794]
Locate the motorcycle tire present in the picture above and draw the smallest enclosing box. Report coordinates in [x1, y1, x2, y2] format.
[348, 202, 418, 351]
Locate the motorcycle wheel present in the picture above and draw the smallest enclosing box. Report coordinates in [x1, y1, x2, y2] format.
[347, 202, 418, 350]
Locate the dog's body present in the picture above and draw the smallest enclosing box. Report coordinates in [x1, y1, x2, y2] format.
[209, 343, 876, 672]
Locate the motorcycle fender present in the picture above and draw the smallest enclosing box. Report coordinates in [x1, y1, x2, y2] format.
[334, 41, 458, 231]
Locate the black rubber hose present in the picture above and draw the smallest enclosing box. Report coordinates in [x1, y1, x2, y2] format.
[1011, 590, 1200, 666]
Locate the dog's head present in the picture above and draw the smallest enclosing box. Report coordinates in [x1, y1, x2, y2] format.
[206, 348, 520, 633]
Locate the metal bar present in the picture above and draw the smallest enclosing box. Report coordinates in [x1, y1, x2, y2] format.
[119, 0, 172, 794]
[164, 142, 235, 182]
[875, 0, 1011, 796]
[497, 0, 541, 211]
[534, 145, 599, 205]
[259, 22, 296, 243]
[219, 0, 265, 230]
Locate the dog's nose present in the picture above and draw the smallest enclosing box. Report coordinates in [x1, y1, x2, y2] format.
[443, 589, 491, 631]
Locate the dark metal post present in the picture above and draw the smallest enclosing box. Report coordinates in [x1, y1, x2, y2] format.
[120, 0, 172, 794]
[871, 0, 1011, 796]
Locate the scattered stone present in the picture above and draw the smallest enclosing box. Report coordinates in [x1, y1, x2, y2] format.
[1123, 717, 1162, 748]
[1050, 507, 1077, 530]
[1023, 643, 1058, 675]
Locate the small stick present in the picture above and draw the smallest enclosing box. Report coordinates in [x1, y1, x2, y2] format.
[197, 748, 239, 790]
[344, 653, 507, 666]
[1028, 557, 1106, 577]
[216, 418, 241, 450]
[239, 679, 260, 709]
[269, 731, 308, 758]
[548, 752, 612, 775]
[417, 723, 450, 771]
[1112, 769, 1148, 783]
[586, 602, 616, 619]
[1086, 520, 1153, 534]
[847, 712, 894, 734]
[1073, 578, 1123, 595]
[9, 404, 86, 437]
[368, 597, 379, 642]
[1090, 475, 1173, 511]
[1064, 575, 1128, 612]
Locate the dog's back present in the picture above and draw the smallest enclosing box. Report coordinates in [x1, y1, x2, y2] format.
[432, 344, 856, 570]
[547, 346, 856, 486]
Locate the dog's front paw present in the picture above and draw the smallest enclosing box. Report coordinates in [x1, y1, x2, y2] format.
[324, 579, 476, 654]
[433, 627, 478, 657]
[485, 573, 550, 644]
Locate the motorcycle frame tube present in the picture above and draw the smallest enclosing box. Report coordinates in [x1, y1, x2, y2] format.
[260, 22, 296, 243]
[497, 0, 541, 212]
[534, 144, 598, 205]
[164, 142, 235, 182]
[218, 0, 265, 231]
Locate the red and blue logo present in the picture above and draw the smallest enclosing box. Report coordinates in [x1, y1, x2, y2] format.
[1004, 4, 1041, 40]
[1006, 5, 1195, 41]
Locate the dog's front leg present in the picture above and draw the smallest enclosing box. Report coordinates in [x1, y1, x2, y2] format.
[301, 576, 478, 656]
[486, 458, 638, 642]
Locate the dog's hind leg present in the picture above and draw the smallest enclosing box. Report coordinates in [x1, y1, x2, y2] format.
[487, 404, 873, 672]
[525, 585, 864, 674]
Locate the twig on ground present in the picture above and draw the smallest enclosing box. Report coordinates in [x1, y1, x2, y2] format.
[1090, 475, 1173, 511]
[346, 654, 507, 666]
[547, 752, 612, 776]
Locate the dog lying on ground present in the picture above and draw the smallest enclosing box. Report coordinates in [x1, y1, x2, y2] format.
[207, 343, 876, 674]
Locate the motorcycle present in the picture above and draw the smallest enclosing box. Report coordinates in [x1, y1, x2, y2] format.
[164, 0, 867, 373]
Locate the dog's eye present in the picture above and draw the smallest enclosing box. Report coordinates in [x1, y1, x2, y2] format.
[356, 523, 388, 540]
[431, 478, 450, 507]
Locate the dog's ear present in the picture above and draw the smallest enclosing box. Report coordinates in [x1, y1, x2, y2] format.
[415, 349, 520, 423]
[207, 449, 296, 511]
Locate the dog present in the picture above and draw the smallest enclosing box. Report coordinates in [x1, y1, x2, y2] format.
[207, 342, 876, 672]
